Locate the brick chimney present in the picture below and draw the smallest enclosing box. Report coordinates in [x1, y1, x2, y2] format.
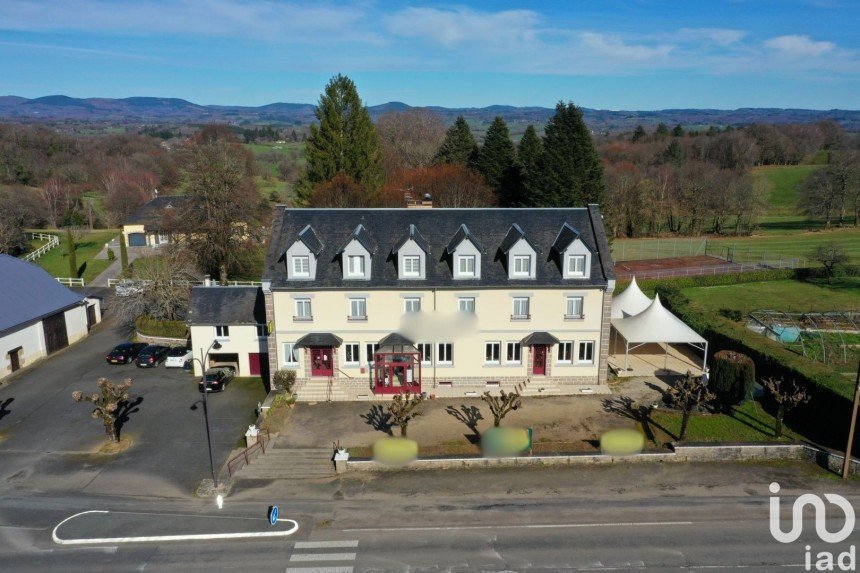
[405, 192, 433, 209]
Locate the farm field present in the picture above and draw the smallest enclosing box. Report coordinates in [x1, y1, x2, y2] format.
[26, 229, 118, 283]
[751, 163, 823, 216]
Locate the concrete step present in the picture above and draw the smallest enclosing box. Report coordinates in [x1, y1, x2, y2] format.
[234, 447, 336, 480]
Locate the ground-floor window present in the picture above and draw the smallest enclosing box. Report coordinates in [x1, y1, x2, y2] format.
[485, 341, 501, 364]
[417, 342, 432, 365]
[437, 342, 453, 364]
[506, 342, 522, 364]
[344, 343, 360, 365]
[365, 343, 379, 365]
[557, 341, 572, 363]
[282, 342, 299, 366]
[578, 340, 595, 364]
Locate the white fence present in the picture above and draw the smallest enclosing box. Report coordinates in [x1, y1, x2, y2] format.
[56, 277, 84, 287]
[24, 233, 60, 261]
[107, 278, 261, 287]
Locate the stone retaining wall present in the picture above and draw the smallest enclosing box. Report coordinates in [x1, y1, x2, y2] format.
[134, 331, 188, 346]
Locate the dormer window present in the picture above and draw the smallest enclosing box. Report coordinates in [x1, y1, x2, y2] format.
[446, 224, 482, 280]
[403, 256, 420, 277]
[457, 255, 476, 276]
[552, 222, 592, 279]
[568, 255, 586, 276]
[392, 224, 429, 280]
[292, 255, 310, 277]
[499, 223, 537, 280]
[347, 255, 366, 277]
[513, 255, 531, 276]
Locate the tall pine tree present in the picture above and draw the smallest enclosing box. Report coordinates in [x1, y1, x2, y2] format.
[434, 116, 478, 166]
[474, 117, 516, 204]
[533, 102, 604, 207]
[514, 125, 542, 206]
[298, 74, 383, 205]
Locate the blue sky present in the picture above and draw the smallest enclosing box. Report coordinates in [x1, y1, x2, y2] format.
[1, 0, 858, 110]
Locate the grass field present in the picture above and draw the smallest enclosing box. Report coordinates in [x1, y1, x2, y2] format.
[682, 278, 860, 315]
[27, 229, 118, 283]
[648, 400, 800, 444]
[751, 164, 823, 216]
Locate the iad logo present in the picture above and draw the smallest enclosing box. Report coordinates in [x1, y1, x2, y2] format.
[769, 482, 856, 571]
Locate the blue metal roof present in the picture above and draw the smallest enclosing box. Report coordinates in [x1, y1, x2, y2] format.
[0, 255, 85, 335]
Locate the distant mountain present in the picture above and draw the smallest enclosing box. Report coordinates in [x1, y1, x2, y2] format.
[0, 95, 858, 131]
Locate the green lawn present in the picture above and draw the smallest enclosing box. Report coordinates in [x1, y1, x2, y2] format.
[751, 164, 823, 216]
[27, 229, 118, 283]
[682, 278, 860, 316]
[648, 400, 801, 444]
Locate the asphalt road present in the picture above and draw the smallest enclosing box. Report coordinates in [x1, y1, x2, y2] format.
[0, 312, 266, 498]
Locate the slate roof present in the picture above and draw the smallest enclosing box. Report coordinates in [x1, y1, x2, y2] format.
[445, 224, 482, 254]
[521, 331, 561, 346]
[125, 196, 189, 228]
[187, 286, 265, 326]
[392, 224, 431, 254]
[551, 222, 582, 253]
[297, 225, 324, 256]
[264, 206, 615, 290]
[295, 333, 343, 348]
[0, 254, 85, 336]
[336, 224, 377, 255]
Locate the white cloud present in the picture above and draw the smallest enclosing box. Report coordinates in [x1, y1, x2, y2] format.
[676, 28, 746, 46]
[764, 35, 835, 57]
[579, 32, 673, 61]
[384, 7, 541, 50]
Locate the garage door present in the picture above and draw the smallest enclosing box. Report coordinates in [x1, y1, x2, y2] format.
[128, 233, 146, 247]
[43, 312, 69, 355]
[248, 353, 269, 377]
[209, 353, 239, 372]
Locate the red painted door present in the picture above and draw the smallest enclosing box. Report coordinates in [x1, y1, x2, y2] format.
[533, 345, 546, 375]
[249, 353, 261, 375]
[310, 347, 333, 376]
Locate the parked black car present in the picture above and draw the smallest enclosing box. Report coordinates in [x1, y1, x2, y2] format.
[135, 345, 170, 368]
[105, 342, 148, 365]
[198, 367, 235, 393]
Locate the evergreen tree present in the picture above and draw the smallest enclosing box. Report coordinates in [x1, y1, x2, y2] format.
[631, 124, 647, 142]
[119, 233, 129, 272]
[672, 124, 684, 137]
[298, 74, 383, 205]
[661, 139, 684, 166]
[655, 122, 669, 138]
[434, 116, 478, 166]
[474, 117, 516, 203]
[513, 124, 542, 206]
[532, 102, 604, 207]
[66, 228, 77, 278]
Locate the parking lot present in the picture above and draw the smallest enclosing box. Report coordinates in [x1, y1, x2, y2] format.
[0, 313, 266, 498]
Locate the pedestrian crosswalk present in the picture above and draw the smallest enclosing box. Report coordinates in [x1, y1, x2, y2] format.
[286, 540, 359, 573]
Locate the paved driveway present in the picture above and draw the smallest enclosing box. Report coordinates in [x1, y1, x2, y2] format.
[0, 313, 265, 498]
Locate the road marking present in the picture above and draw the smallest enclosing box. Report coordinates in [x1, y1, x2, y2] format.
[295, 540, 359, 549]
[289, 553, 357, 562]
[287, 567, 352, 573]
[0, 524, 46, 530]
[343, 520, 694, 532]
[52, 510, 299, 545]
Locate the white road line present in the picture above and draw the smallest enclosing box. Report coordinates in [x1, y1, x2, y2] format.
[52, 510, 300, 546]
[285, 567, 354, 573]
[289, 553, 357, 562]
[294, 540, 359, 549]
[343, 520, 694, 532]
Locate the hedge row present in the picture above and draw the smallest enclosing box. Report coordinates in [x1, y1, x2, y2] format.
[134, 316, 189, 339]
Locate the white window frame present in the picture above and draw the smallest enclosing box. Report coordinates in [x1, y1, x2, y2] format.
[294, 298, 312, 320]
[282, 342, 299, 366]
[578, 340, 595, 364]
[437, 342, 453, 365]
[484, 341, 501, 364]
[347, 255, 365, 277]
[457, 255, 476, 276]
[215, 325, 230, 339]
[404, 297, 421, 313]
[344, 342, 360, 366]
[417, 342, 432, 365]
[566, 296, 584, 319]
[256, 324, 267, 338]
[505, 342, 522, 364]
[348, 298, 367, 320]
[512, 297, 530, 319]
[557, 341, 573, 364]
[458, 297, 476, 313]
[365, 343, 379, 365]
[402, 255, 421, 277]
[568, 254, 586, 276]
[292, 255, 310, 277]
[513, 255, 531, 277]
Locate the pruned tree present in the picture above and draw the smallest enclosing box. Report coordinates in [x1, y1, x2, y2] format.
[386, 391, 425, 437]
[762, 377, 809, 438]
[666, 371, 715, 441]
[72, 378, 133, 443]
[810, 241, 849, 283]
[481, 389, 522, 427]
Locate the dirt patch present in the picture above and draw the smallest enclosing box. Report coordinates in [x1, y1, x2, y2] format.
[95, 435, 135, 455]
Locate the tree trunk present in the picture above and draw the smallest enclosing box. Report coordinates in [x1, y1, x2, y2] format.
[400, 423, 407, 437]
[679, 410, 690, 441]
[775, 406, 785, 438]
[494, 416, 500, 427]
[105, 420, 118, 443]
[219, 263, 228, 285]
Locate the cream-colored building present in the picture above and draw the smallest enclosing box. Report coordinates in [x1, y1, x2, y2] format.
[261, 206, 616, 401]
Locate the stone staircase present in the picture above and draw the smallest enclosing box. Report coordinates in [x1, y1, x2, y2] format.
[295, 377, 349, 402]
[518, 379, 564, 396]
[233, 446, 336, 480]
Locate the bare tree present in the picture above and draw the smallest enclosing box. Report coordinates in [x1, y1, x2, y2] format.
[801, 168, 840, 228]
[386, 392, 425, 437]
[762, 377, 809, 438]
[481, 389, 522, 427]
[40, 177, 69, 229]
[72, 378, 133, 443]
[810, 241, 849, 283]
[113, 246, 199, 323]
[666, 371, 715, 441]
[376, 109, 447, 177]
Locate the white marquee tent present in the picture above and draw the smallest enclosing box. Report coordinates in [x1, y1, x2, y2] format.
[611, 292, 708, 371]
[610, 276, 652, 319]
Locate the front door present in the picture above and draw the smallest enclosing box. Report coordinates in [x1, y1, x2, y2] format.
[43, 312, 69, 355]
[310, 347, 333, 376]
[533, 345, 547, 375]
[9, 348, 21, 372]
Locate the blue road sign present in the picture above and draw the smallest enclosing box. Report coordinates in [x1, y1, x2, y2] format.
[268, 505, 279, 526]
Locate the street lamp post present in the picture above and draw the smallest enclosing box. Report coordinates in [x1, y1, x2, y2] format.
[190, 339, 222, 488]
